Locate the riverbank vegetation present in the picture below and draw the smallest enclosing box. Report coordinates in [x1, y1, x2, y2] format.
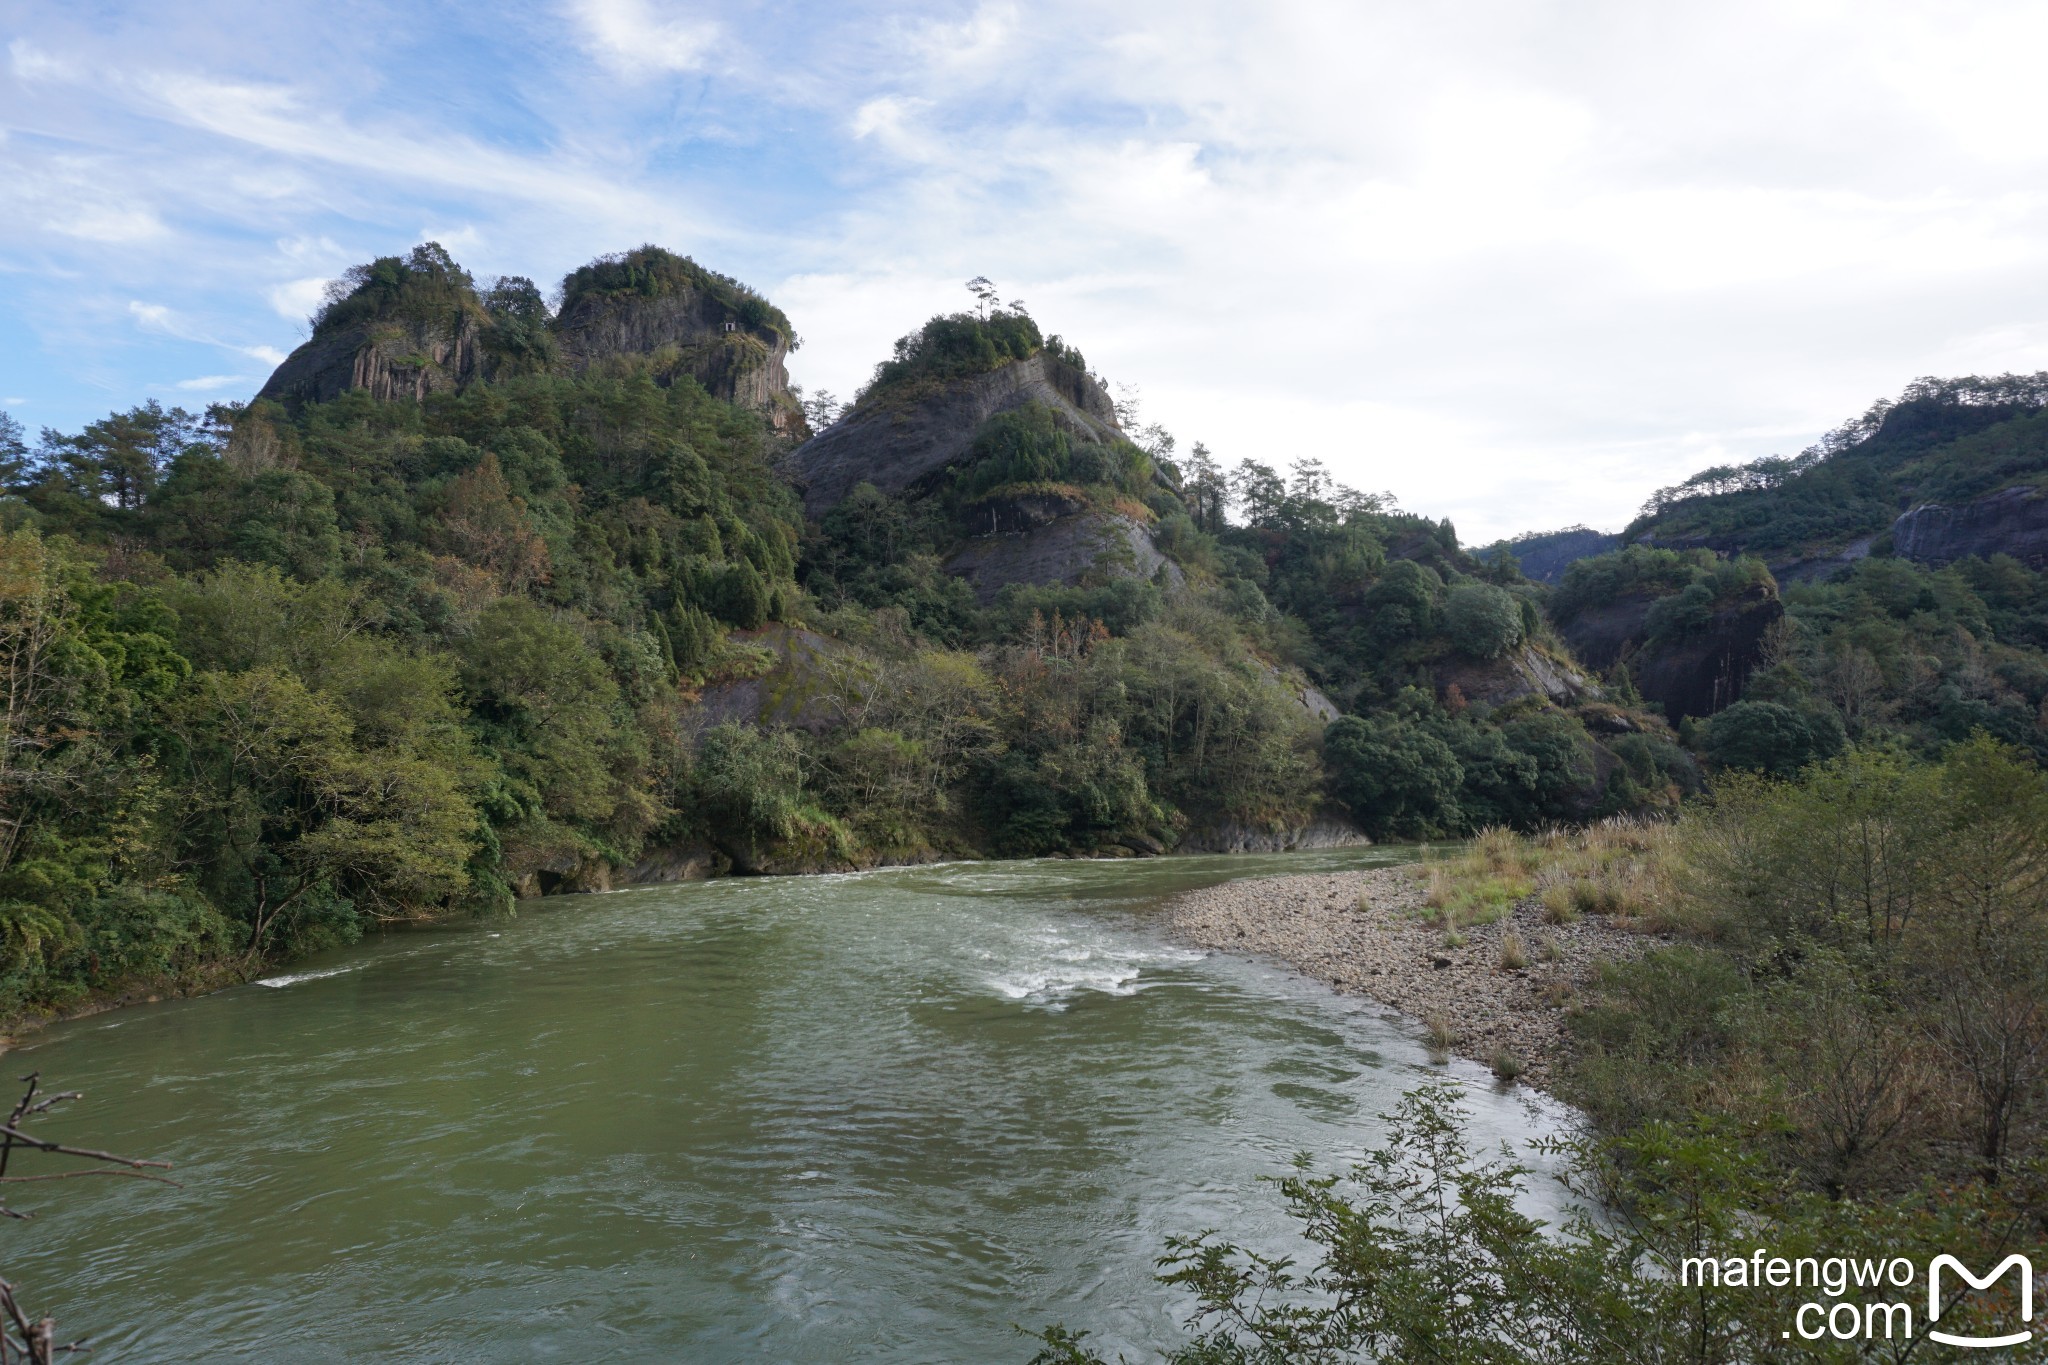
[1038, 736, 2048, 1361]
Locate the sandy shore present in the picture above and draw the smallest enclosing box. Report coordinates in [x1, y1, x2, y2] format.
[1163, 866, 1652, 1091]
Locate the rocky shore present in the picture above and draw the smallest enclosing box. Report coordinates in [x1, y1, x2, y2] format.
[1163, 866, 1652, 1090]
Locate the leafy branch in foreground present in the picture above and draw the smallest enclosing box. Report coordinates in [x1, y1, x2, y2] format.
[1029, 1080, 2039, 1364]
[0, 1073, 172, 1364]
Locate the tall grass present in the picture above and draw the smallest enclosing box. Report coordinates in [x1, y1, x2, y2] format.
[1417, 818, 1683, 930]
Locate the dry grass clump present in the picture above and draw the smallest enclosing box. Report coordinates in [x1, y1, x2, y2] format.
[1427, 818, 1682, 932]
[1424, 1012, 1456, 1065]
[1537, 932, 1562, 963]
[1417, 829, 1537, 928]
[1498, 931, 1529, 971]
[1539, 881, 1579, 924]
[1490, 1049, 1525, 1083]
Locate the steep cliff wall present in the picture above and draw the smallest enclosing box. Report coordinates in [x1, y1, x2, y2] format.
[1892, 484, 2048, 568]
[943, 511, 1184, 603]
[256, 243, 805, 434]
[1560, 582, 1781, 723]
[780, 351, 1120, 516]
[554, 289, 803, 435]
[259, 310, 486, 406]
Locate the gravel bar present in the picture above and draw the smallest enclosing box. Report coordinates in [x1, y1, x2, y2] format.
[1163, 866, 1653, 1092]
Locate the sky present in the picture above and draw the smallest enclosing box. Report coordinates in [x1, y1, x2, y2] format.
[4, 0, 2048, 543]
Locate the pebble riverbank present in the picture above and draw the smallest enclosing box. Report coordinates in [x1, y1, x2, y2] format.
[1163, 866, 1653, 1091]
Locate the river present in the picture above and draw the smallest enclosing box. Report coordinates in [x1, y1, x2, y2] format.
[4, 849, 1577, 1362]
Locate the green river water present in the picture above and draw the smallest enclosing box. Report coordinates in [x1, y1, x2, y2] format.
[5, 849, 1577, 1362]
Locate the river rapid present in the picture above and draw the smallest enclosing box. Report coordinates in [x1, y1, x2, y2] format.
[5, 850, 1577, 1362]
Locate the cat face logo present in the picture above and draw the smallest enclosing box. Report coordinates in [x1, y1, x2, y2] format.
[1929, 1255, 2034, 1349]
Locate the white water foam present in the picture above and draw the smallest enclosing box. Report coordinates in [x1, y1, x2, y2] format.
[977, 926, 1203, 1008]
[252, 965, 360, 989]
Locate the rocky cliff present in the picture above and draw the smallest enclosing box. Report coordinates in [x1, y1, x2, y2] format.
[553, 250, 806, 436]
[1892, 484, 2048, 568]
[780, 350, 1120, 517]
[257, 242, 803, 433]
[259, 300, 487, 406]
[944, 511, 1183, 603]
[1560, 581, 1781, 723]
[1433, 643, 1601, 710]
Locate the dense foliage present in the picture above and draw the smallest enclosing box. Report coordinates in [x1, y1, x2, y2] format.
[858, 308, 1088, 403]
[0, 347, 822, 1014]
[1628, 372, 2048, 559]
[558, 244, 794, 343]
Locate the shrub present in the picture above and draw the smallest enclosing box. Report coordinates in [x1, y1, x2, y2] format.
[1698, 699, 1846, 777]
[1444, 581, 1523, 659]
[1323, 715, 1464, 838]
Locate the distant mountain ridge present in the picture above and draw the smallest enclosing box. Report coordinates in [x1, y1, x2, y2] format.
[1623, 373, 2048, 574]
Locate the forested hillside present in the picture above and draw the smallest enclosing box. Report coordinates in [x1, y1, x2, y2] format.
[6, 244, 2048, 1032]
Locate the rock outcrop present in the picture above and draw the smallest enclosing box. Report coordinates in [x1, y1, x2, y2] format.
[1434, 643, 1600, 710]
[256, 243, 804, 433]
[943, 511, 1183, 603]
[1177, 814, 1370, 854]
[1892, 484, 2048, 568]
[687, 625, 862, 736]
[553, 274, 804, 435]
[1560, 582, 1781, 723]
[259, 309, 486, 407]
[780, 351, 1120, 516]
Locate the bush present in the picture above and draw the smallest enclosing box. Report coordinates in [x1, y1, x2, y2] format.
[1443, 581, 1522, 659]
[1698, 700, 1845, 777]
[1323, 715, 1464, 838]
[863, 310, 1043, 395]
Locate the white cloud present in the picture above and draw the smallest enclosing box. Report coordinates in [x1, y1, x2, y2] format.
[267, 277, 330, 323]
[10, 0, 2048, 538]
[565, 0, 718, 79]
[129, 301, 287, 369]
[7, 38, 73, 82]
[173, 374, 250, 391]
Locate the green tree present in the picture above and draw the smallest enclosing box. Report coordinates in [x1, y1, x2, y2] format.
[1323, 715, 1463, 838]
[1444, 581, 1523, 659]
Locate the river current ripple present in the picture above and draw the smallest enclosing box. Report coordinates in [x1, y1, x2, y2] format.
[8, 849, 1575, 1362]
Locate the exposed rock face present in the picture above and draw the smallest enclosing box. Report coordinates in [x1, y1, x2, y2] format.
[618, 845, 728, 886]
[1252, 661, 1341, 723]
[256, 245, 805, 434]
[687, 625, 860, 736]
[1435, 644, 1600, 710]
[258, 312, 486, 407]
[944, 512, 1184, 604]
[1177, 815, 1370, 854]
[554, 289, 803, 435]
[781, 351, 1120, 516]
[1560, 582, 1781, 723]
[1892, 485, 2048, 568]
[1774, 535, 1876, 584]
